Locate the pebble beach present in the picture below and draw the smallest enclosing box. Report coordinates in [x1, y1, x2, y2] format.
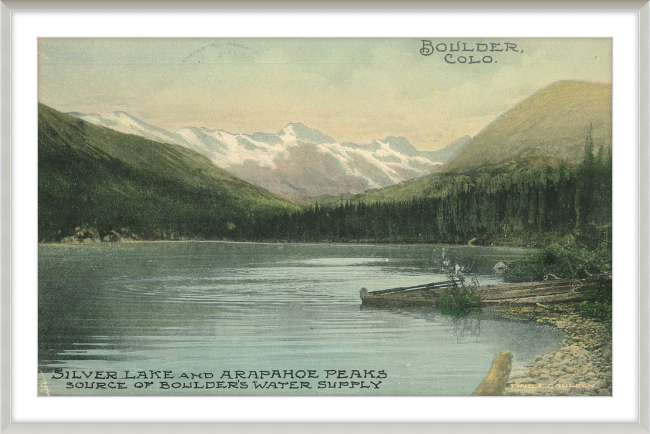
[496, 303, 612, 396]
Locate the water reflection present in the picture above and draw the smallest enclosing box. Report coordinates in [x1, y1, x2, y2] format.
[447, 314, 482, 343]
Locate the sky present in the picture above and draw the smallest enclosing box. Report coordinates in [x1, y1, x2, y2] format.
[38, 38, 612, 151]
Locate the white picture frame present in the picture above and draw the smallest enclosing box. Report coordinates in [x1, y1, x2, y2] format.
[2, 1, 648, 433]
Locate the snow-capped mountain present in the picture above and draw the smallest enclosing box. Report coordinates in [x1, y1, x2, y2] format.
[69, 111, 187, 146]
[68, 111, 469, 200]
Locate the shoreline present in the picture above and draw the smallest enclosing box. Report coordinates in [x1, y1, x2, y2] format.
[38, 239, 531, 250]
[494, 303, 612, 396]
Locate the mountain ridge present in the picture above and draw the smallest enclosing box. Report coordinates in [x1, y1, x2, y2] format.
[69, 111, 470, 200]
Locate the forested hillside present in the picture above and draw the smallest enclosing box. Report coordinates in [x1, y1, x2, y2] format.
[38, 104, 298, 242]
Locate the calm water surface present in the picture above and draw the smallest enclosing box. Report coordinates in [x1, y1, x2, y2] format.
[38, 242, 564, 396]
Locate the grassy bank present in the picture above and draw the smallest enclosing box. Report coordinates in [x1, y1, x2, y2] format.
[503, 247, 611, 282]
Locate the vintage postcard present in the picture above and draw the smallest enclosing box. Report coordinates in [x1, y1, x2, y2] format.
[37, 38, 612, 396]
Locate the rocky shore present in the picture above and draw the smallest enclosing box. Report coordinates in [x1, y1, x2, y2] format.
[58, 226, 142, 243]
[495, 303, 612, 396]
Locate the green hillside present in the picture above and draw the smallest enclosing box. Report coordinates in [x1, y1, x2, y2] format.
[38, 103, 298, 242]
[444, 80, 612, 172]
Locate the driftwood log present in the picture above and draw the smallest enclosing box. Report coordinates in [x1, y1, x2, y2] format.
[472, 351, 513, 396]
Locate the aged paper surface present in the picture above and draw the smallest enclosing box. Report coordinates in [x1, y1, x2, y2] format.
[37, 38, 612, 396]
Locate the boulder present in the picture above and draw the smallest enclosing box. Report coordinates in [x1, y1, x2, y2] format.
[563, 345, 590, 357]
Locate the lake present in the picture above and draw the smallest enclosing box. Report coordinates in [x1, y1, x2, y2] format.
[38, 242, 564, 396]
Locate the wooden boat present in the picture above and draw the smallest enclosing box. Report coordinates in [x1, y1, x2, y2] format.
[359, 276, 608, 309]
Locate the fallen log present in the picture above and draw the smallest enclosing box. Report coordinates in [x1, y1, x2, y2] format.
[360, 277, 602, 308]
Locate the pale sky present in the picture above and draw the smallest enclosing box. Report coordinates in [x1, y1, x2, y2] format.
[38, 38, 611, 151]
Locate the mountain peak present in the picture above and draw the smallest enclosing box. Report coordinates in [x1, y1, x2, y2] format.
[382, 136, 419, 155]
[280, 122, 335, 145]
[285, 121, 308, 129]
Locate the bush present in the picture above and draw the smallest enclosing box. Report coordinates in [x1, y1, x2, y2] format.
[576, 301, 612, 323]
[503, 247, 611, 282]
[576, 276, 612, 323]
[437, 276, 482, 317]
